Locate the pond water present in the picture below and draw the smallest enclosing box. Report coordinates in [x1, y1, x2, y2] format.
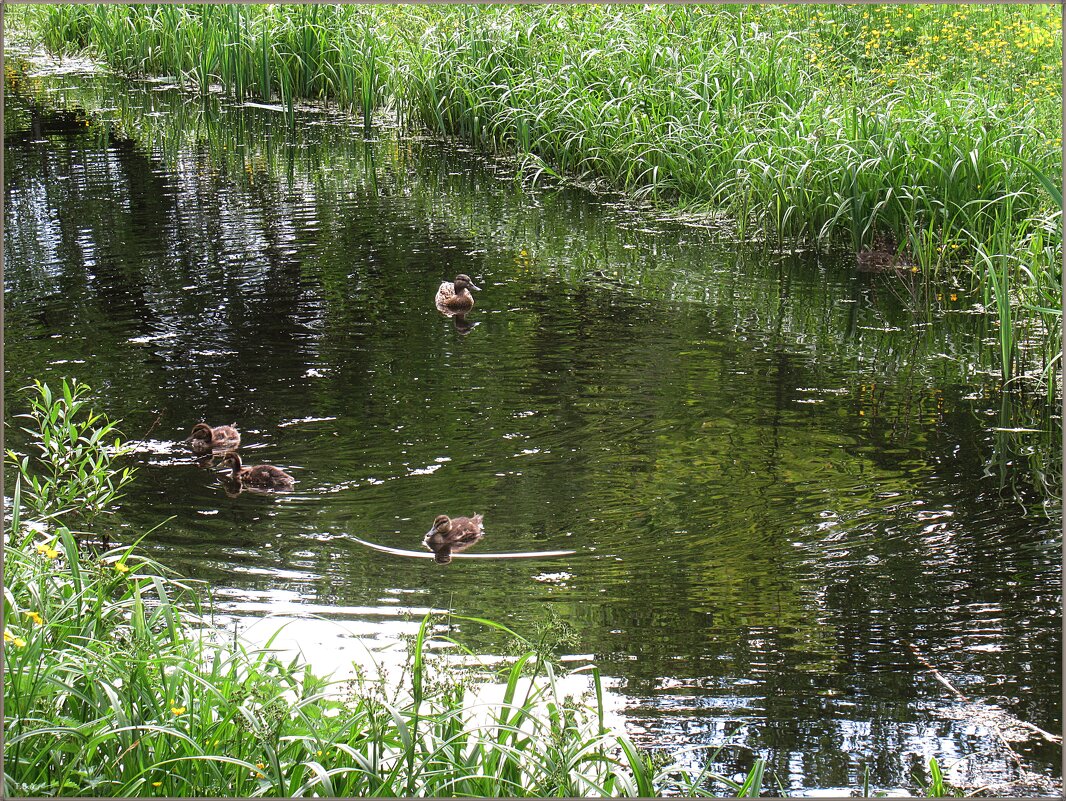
[4, 57, 1062, 794]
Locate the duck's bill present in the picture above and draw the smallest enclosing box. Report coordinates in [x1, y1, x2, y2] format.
[469, 282, 481, 291]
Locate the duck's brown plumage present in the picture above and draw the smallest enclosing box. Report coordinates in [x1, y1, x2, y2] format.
[187, 422, 240, 455]
[435, 274, 481, 314]
[856, 234, 916, 274]
[423, 513, 484, 564]
[219, 451, 295, 490]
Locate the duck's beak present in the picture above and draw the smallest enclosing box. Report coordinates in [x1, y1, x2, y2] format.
[469, 282, 481, 291]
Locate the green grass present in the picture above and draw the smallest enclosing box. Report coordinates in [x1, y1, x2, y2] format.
[5, 525, 710, 797]
[10, 4, 1061, 399]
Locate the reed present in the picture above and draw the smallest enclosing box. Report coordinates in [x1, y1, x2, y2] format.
[11, 3, 1062, 397]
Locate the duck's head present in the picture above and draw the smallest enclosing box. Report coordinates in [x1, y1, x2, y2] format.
[453, 274, 481, 293]
[427, 514, 451, 537]
[186, 423, 213, 443]
[219, 451, 243, 470]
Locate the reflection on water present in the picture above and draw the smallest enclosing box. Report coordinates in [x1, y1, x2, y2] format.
[3, 54, 1061, 793]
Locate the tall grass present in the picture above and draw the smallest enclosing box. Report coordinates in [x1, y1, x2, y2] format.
[10, 3, 1063, 398]
[4, 380, 770, 797]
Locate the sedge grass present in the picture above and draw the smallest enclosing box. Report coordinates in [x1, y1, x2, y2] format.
[3, 528, 770, 797]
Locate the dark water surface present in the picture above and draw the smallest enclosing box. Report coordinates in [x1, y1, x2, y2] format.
[4, 57, 1061, 793]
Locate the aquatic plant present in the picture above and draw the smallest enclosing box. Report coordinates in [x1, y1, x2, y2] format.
[3, 529, 774, 797]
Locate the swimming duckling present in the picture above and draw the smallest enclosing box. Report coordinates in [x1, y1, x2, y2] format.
[423, 514, 485, 564]
[435, 274, 481, 314]
[219, 451, 295, 490]
[186, 422, 240, 455]
[423, 513, 484, 564]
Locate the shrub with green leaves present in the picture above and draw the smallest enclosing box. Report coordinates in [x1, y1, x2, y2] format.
[6, 379, 135, 525]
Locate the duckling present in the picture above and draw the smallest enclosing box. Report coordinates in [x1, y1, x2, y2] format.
[423, 513, 484, 564]
[435, 274, 481, 314]
[186, 422, 240, 455]
[219, 451, 295, 490]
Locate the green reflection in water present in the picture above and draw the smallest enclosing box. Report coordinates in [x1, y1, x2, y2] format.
[3, 56, 1061, 792]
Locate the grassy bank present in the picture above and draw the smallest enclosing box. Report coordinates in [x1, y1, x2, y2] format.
[6, 380, 782, 797]
[10, 4, 1063, 398]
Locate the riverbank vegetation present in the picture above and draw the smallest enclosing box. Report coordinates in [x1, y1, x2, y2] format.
[12, 4, 1062, 399]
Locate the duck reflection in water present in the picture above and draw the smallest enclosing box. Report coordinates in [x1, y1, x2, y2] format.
[450, 314, 478, 335]
[423, 514, 484, 564]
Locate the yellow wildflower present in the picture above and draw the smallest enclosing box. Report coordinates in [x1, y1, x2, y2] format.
[36, 542, 60, 560]
[22, 611, 43, 625]
[4, 629, 27, 648]
[114, 562, 130, 574]
[152, 782, 163, 788]
[171, 705, 186, 716]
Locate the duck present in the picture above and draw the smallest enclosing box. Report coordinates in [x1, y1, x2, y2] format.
[435, 274, 481, 314]
[186, 422, 240, 455]
[423, 513, 484, 564]
[857, 234, 916, 275]
[219, 451, 295, 490]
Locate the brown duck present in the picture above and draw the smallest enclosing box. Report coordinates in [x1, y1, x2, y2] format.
[186, 422, 240, 455]
[219, 451, 295, 490]
[423, 514, 484, 564]
[857, 234, 916, 274]
[435, 274, 481, 314]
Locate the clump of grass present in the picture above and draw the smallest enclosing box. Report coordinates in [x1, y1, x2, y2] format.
[3, 534, 757, 797]
[3, 381, 767, 797]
